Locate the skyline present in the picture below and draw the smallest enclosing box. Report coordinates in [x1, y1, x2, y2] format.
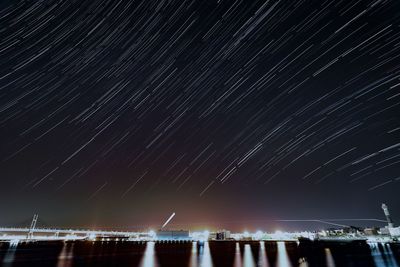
[0, 0, 399, 229]
[2, 212, 393, 232]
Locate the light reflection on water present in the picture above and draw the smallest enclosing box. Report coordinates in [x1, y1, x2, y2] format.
[369, 242, 399, 267]
[324, 248, 335, 267]
[243, 244, 255, 267]
[384, 244, 399, 267]
[233, 242, 242, 267]
[189, 242, 198, 267]
[258, 241, 269, 267]
[276, 241, 292, 267]
[2, 241, 18, 267]
[199, 242, 213, 267]
[4, 240, 400, 267]
[57, 243, 74, 267]
[140, 241, 159, 267]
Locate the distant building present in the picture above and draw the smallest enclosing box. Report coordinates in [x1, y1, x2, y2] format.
[326, 227, 356, 236]
[156, 230, 190, 240]
[325, 228, 345, 236]
[379, 227, 391, 235]
[364, 228, 378, 236]
[209, 232, 217, 240]
[389, 227, 400, 237]
[215, 230, 231, 240]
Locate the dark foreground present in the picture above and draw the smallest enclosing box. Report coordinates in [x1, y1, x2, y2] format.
[1, 240, 399, 267]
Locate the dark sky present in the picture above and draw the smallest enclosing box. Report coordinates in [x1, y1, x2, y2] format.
[0, 0, 399, 231]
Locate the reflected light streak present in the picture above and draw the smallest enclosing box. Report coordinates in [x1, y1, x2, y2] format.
[189, 241, 198, 267]
[2, 241, 18, 267]
[324, 248, 335, 267]
[233, 242, 242, 267]
[369, 242, 385, 267]
[140, 241, 159, 267]
[243, 244, 255, 267]
[199, 241, 213, 267]
[258, 241, 269, 267]
[276, 242, 292, 267]
[384, 244, 399, 267]
[57, 243, 74, 267]
[368, 242, 400, 267]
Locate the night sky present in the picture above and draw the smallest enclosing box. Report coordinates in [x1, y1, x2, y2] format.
[0, 0, 399, 231]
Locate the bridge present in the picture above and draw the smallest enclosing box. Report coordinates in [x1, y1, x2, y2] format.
[0, 227, 141, 237]
[0, 214, 147, 241]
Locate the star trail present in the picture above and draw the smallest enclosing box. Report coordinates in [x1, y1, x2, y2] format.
[0, 0, 399, 229]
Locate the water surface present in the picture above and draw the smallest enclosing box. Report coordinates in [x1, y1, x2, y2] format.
[0, 240, 399, 267]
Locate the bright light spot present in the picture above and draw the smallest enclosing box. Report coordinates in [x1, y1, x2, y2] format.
[203, 230, 209, 238]
[65, 234, 78, 241]
[148, 230, 156, 239]
[200, 230, 210, 242]
[88, 233, 96, 241]
[274, 230, 286, 240]
[190, 231, 209, 242]
[253, 230, 263, 240]
[243, 231, 250, 238]
[10, 239, 19, 246]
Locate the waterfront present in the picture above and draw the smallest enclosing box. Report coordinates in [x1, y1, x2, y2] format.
[1, 240, 399, 267]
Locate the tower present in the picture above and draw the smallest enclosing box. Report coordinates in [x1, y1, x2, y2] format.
[27, 214, 38, 239]
[381, 204, 394, 228]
